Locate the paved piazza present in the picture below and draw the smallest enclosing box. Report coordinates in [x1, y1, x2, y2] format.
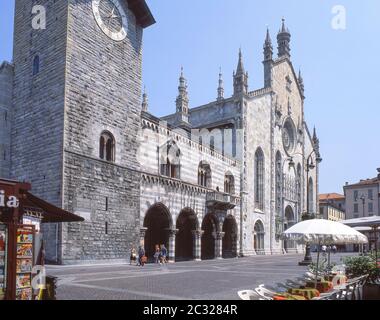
[47, 253, 351, 300]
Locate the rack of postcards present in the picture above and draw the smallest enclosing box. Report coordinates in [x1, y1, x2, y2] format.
[15, 225, 34, 300]
[0, 224, 7, 300]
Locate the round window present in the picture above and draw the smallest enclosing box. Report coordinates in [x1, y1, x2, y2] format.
[282, 119, 296, 154]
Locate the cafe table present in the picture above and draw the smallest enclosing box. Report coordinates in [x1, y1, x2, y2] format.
[287, 288, 320, 300]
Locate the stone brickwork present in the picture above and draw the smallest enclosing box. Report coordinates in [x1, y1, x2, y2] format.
[59, 0, 144, 264]
[0, 62, 13, 178]
[10, 0, 69, 261]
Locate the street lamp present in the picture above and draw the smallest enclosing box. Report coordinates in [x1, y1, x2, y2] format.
[360, 194, 366, 218]
[289, 150, 322, 266]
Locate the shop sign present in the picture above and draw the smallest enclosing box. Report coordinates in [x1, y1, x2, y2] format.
[0, 190, 19, 208]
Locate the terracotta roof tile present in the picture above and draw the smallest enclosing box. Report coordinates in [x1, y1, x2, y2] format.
[319, 193, 345, 201]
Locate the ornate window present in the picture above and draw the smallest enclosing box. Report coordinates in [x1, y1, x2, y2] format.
[275, 152, 282, 214]
[160, 141, 181, 179]
[33, 55, 40, 75]
[282, 118, 296, 154]
[198, 162, 212, 188]
[254, 148, 265, 211]
[224, 172, 235, 195]
[99, 131, 115, 162]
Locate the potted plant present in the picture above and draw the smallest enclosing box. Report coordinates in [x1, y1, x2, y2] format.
[343, 255, 380, 300]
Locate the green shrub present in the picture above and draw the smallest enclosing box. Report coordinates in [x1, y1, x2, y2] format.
[343, 255, 380, 284]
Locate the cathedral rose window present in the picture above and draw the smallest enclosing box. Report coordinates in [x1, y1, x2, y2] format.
[282, 118, 296, 154]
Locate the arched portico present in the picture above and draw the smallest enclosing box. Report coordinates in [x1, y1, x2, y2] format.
[222, 215, 238, 258]
[201, 214, 219, 260]
[175, 208, 199, 261]
[143, 203, 173, 262]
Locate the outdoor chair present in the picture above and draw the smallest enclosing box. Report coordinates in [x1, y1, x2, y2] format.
[265, 284, 287, 293]
[237, 290, 261, 300]
[285, 279, 305, 288]
[275, 282, 294, 291]
[254, 286, 275, 300]
[304, 271, 324, 281]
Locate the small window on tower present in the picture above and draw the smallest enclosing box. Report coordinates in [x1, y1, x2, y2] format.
[33, 55, 40, 75]
[99, 131, 115, 162]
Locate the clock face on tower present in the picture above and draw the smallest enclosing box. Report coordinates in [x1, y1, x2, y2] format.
[92, 0, 128, 41]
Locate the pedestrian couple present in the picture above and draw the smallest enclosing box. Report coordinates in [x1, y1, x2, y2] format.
[154, 244, 167, 265]
[130, 246, 147, 267]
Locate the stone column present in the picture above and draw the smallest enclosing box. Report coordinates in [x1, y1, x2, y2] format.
[167, 228, 178, 263]
[139, 227, 147, 248]
[213, 231, 225, 259]
[191, 229, 204, 261]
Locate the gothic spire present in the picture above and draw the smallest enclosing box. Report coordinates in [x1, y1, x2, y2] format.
[313, 126, 321, 160]
[298, 69, 305, 99]
[233, 49, 248, 96]
[141, 86, 148, 112]
[217, 67, 224, 101]
[263, 27, 273, 88]
[236, 48, 245, 75]
[175, 67, 189, 124]
[263, 27, 273, 61]
[313, 126, 318, 142]
[277, 18, 291, 58]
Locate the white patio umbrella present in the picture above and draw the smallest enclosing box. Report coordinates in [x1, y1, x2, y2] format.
[281, 219, 368, 287]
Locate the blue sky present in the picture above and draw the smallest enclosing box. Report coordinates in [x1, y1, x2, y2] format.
[1, 0, 380, 194]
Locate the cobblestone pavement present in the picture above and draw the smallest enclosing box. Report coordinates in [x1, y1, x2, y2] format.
[46, 253, 352, 300]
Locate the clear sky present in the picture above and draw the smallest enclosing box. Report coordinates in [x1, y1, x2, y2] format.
[1, 0, 380, 195]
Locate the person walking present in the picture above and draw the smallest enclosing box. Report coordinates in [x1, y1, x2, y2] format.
[130, 246, 137, 265]
[138, 245, 146, 267]
[160, 244, 167, 264]
[154, 244, 160, 264]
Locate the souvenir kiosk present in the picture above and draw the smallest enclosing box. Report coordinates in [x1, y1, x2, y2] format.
[0, 179, 83, 300]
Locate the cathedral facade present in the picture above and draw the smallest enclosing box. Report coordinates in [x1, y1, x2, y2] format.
[0, 0, 321, 264]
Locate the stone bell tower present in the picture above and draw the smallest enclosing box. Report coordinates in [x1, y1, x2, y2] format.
[11, 0, 155, 264]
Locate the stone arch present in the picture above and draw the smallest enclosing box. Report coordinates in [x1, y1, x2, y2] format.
[253, 219, 265, 254]
[143, 203, 173, 262]
[222, 215, 238, 258]
[201, 213, 218, 260]
[175, 208, 199, 261]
